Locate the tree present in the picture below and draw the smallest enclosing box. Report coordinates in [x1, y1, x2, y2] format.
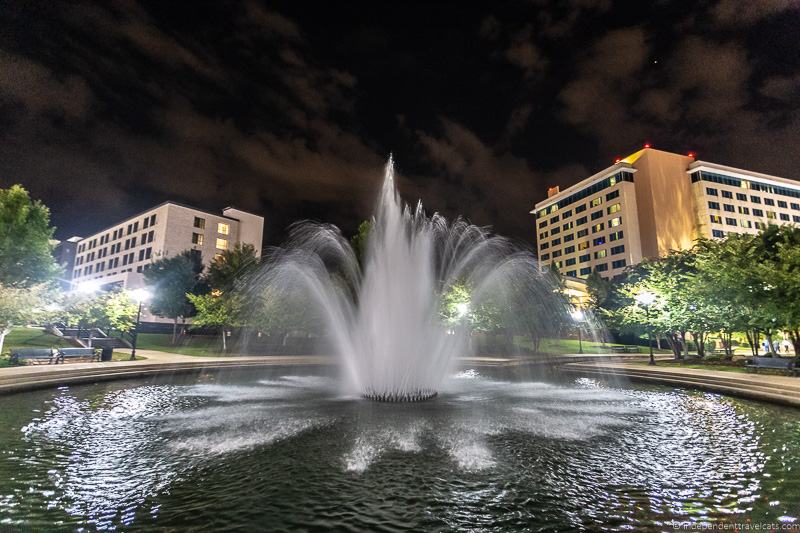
[206, 243, 259, 292]
[350, 220, 372, 265]
[144, 250, 205, 343]
[187, 291, 239, 351]
[0, 185, 60, 287]
[0, 284, 47, 355]
[57, 289, 138, 341]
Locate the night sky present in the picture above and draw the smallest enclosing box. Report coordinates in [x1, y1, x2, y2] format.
[1, 1, 799, 246]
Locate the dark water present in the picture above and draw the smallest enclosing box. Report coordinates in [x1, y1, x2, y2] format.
[0, 367, 799, 531]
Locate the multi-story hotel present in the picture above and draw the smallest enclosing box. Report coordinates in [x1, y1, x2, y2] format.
[532, 147, 800, 279]
[68, 202, 264, 298]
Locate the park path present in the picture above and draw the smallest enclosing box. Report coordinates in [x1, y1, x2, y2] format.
[562, 360, 800, 408]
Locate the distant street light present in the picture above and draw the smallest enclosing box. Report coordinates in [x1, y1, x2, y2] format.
[129, 288, 152, 361]
[570, 309, 585, 354]
[635, 291, 657, 365]
[455, 302, 470, 318]
[75, 279, 102, 294]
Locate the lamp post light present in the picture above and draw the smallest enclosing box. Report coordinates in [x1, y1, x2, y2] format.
[635, 291, 657, 365]
[128, 288, 151, 361]
[570, 309, 585, 354]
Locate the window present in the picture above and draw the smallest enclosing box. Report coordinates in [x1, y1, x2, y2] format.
[767, 211, 776, 219]
[122, 254, 129, 266]
[607, 203, 621, 215]
[610, 245, 625, 255]
[562, 209, 572, 218]
[723, 204, 734, 212]
[612, 259, 626, 269]
[578, 241, 590, 250]
[562, 221, 574, 231]
[218, 223, 230, 235]
[708, 201, 720, 210]
[551, 238, 561, 246]
[579, 267, 591, 276]
[133, 221, 139, 232]
[712, 229, 725, 238]
[192, 233, 204, 245]
[577, 228, 588, 238]
[579, 254, 590, 263]
[137, 266, 143, 273]
[725, 217, 737, 226]
[755, 221, 767, 230]
[792, 203, 800, 211]
[540, 253, 550, 261]
[590, 197, 603, 207]
[606, 190, 620, 201]
[595, 263, 608, 272]
[780, 213, 790, 221]
[553, 261, 562, 269]
[564, 233, 574, 242]
[738, 206, 749, 215]
[593, 236, 606, 246]
[565, 258, 576, 266]
[150, 214, 156, 226]
[706, 187, 718, 196]
[194, 217, 206, 229]
[609, 217, 622, 227]
[710, 215, 722, 224]
[575, 204, 587, 213]
[216, 238, 228, 250]
[609, 230, 624, 241]
[740, 220, 752, 228]
[736, 193, 747, 201]
[751, 196, 761, 204]
[126, 224, 132, 235]
[138, 249, 145, 261]
[564, 245, 575, 254]
[539, 231, 548, 240]
[145, 247, 152, 259]
[140, 234, 147, 245]
[551, 226, 561, 235]
[576, 216, 587, 225]
[148, 230, 154, 243]
[539, 221, 547, 229]
[550, 215, 559, 224]
[591, 222, 604, 233]
[540, 242, 549, 250]
[143, 217, 150, 229]
[794, 216, 800, 223]
[764, 198, 775, 206]
[591, 210, 603, 220]
[753, 208, 764, 217]
[721, 190, 733, 199]
[778, 200, 788, 208]
[594, 250, 607, 259]
[551, 250, 562, 258]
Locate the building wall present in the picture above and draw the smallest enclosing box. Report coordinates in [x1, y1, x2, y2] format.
[533, 148, 800, 279]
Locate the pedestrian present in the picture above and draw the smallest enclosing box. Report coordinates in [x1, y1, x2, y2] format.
[773, 340, 780, 354]
[782, 339, 791, 354]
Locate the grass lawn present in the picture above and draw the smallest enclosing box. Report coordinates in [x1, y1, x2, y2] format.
[0, 328, 147, 367]
[633, 360, 747, 373]
[531, 338, 672, 355]
[134, 333, 225, 357]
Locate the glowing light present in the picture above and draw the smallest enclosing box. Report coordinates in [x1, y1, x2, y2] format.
[688, 151, 696, 158]
[635, 291, 656, 307]
[614, 157, 622, 164]
[570, 309, 585, 322]
[643, 143, 652, 149]
[76, 279, 102, 293]
[455, 302, 470, 318]
[128, 288, 152, 303]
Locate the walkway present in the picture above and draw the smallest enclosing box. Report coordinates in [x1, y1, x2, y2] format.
[561, 360, 800, 408]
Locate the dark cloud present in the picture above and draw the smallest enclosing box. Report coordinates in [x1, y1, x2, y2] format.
[0, 1, 799, 247]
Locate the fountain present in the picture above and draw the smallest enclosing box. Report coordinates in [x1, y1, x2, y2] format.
[245, 157, 566, 401]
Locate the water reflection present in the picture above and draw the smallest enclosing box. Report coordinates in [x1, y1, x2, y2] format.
[0, 372, 796, 530]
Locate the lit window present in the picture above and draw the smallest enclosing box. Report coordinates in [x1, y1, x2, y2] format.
[710, 215, 722, 224]
[738, 206, 749, 215]
[578, 241, 590, 250]
[216, 238, 228, 250]
[740, 220, 752, 228]
[590, 197, 603, 207]
[607, 203, 621, 215]
[766, 211, 776, 219]
[594, 250, 607, 259]
[610, 217, 622, 227]
[218, 223, 230, 235]
[591, 223, 604, 233]
[192, 233, 204, 245]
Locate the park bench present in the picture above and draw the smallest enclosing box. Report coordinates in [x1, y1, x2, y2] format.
[610, 345, 640, 354]
[9, 348, 57, 365]
[745, 356, 798, 376]
[56, 347, 100, 364]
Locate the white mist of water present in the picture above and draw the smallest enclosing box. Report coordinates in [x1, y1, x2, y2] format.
[247, 157, 567, 401]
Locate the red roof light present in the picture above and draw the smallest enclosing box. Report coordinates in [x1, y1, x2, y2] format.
[643, 143, 652, 149]
[688, 151, 697, 158]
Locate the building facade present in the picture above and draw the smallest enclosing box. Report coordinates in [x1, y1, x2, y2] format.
[67, 202, 264, 320]
[532, 148, 800, 279]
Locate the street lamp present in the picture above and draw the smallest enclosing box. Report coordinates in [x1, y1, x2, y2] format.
[635, 291, 657, 365]
[570, 309, 585, 354]
[128, 288, 151, 361]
